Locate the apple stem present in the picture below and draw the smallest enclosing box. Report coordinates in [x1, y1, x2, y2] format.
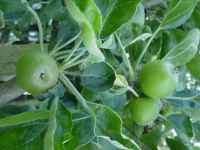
[61, 50, 87, 70]
[21, 0, 45, 52]
[59, 73, 95, 117]
[127, 86, 139, 97]
[50, 31, 81, 56]
[135, 27, 161, 70]
[115, 33, 135, 81]
[167, 95, 200, 101]
[63, 38, 82, 63]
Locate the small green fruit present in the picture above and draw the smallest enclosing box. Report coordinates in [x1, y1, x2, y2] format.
[124, 98, 160, 126]
[187, 55, 200, 80]
[140, 60, 176, 98]
[16, 51, 59, 95]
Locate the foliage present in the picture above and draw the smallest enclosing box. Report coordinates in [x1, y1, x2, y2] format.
[0, 0, 200, 149]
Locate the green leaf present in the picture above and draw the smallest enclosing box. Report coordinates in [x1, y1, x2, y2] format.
[81, 62, 116, 92]
[64, 0, 105, 62]
[0, 124, 45, 150]
[98, 91, 127, 112]
[168, 114, 193, 139]
[101, 0, 140, 37]
[2, 0, 200, 149]
[0, 110, 50, 128]
[141, 126, 163, 150]
[78, 136, 133, 150]
[91, 103, 141, 150]
[193, 122, 200, 141]
[94, 0, 115, 17]
[163, 29, 200, 66]
[82, 87, 128, 112]
[166, 138, 188, 150]
[75, 0, 102, 33]
[44, 97, 59, 150]
[96, 136, 131, 150]
[56, 102, 72, 133]
[117, 22, 136, 46]
[54, 101, 72, 149]
[77, 142, 101, 150]
[125, 33, 152, 48]
[160, 0, 199, 29]
[132, 3, 145, 26]
[41, 0, 79, 47]
[192, 7, 200, 28]
[78, 136, 136, 150]
[93, 104, 122, 136]
[167, 96, 200, 122]
[98, 136, 131, 150]
[182, 108, 200, 122]
[20, 123, 47, 146]
[0, 104, 30, 118]
[64, 115, 95, 149]
[40, 0, 69, 21]
[0, 10, 5, 28]
[0, 0, 23, 13]
[143, 0, 166, 8]
[101, 34, 117, 50]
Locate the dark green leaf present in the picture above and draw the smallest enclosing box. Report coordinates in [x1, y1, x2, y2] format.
[0, 10, 5, 28]
[0, 124, 44, 150]
[166, 138, 188, 150]
[91, 103, 141, 150]
[192, 7, 200, 28]
[54, 101, 72, 149]
[160, 0, 199, 29]
[141, 126, 163, 150]
[81, 62, 116, 92]
[101, 0, 140, 37]
[64, 115, 95, 149]
[0, 0, 23, 13]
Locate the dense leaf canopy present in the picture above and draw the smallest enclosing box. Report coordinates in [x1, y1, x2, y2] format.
[0, 0, 200, 149]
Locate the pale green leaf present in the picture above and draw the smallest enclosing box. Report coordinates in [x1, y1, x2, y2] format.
[0, 110, 50, 127]
[64, 0, 105, 62]
[163, 29, 200, 66]
[160, 0, 199, 29]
